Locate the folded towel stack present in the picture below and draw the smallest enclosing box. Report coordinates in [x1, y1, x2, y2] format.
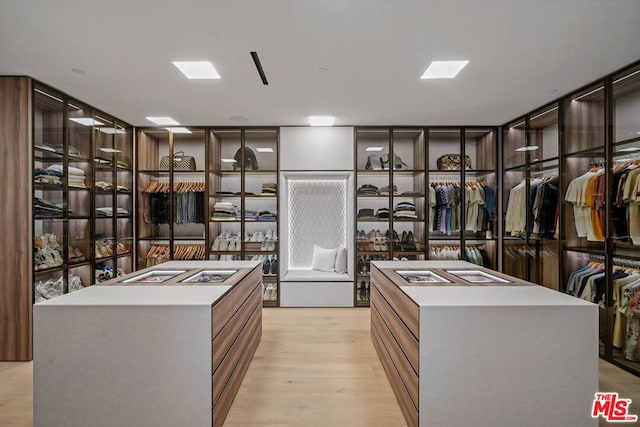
[261, 182, 277, 195]
[394, 201, 417, 219]
[211, 202, 238, 221]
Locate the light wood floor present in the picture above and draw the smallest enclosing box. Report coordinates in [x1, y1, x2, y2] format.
[1, 308, 640, 426]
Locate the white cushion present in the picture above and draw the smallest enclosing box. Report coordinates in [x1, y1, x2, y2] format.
[311, 245, 337, 272]
[282, 270, 351, 282]
[334, 245, 348, 274]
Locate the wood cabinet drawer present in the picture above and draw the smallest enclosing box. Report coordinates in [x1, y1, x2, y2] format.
[212, 267, 262, 338]
[212, 284, 262, 373]
[370, 285, 419, 374]
[212, 302, 262, 407]
[371, 265, 419, 339]
[212, 320, 261, 427]
[371, 303, 419, 412]
[371, 317, 419, 427]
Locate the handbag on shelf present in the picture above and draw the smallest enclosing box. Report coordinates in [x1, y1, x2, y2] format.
[159, 151, 197, 170]
[436, 154, 472, 170]
[380, 153, 408, 170]
[233, 147, 259, 171]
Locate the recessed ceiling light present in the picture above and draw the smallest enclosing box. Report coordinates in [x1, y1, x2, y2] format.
[229, 115, 249, 123]
[98, 127, 126, 134]
[366, 146, 384, 152]
[421, 60, 469, 79]
[146, 116, 179, 125]
[515, 145, 539, 152]
[221, 158, 237, 163]
[173, 61, 221, 79]
[72, 68, 86, 75]
[165, 127, 192, 134]
[309, 116, 335, 126]
[618, 147, 640, 152]
[69, 117, 105, 126]
[99, 147, 123, 153]
[256, 147, 274, 153]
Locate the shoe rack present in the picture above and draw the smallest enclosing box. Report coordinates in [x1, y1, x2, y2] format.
[136, 127, 280, 307]
[32, 83, 135, 305]
[208, 128, 280, 307]
[0, 77, 135, 360]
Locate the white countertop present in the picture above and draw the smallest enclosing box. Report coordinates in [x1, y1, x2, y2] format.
[36, 285, 233, 306]
[373, 260, 479, 269]
[159, 260, 261, 269]
[373, 260, 595, 308]
[401, 285, 594, 307]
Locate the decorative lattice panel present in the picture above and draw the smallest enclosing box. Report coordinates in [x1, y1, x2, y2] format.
[287, 179, 347, 269]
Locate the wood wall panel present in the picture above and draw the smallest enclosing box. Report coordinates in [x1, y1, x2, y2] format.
[0, 77, 32, 360]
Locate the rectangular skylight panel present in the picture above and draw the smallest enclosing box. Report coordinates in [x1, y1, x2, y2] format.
[421, 60, 469, 79]
[173, 61, 221, 79]
[146, 116, 179, 125]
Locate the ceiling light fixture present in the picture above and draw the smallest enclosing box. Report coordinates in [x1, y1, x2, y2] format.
[69, 117, 105, 126]
[573, 86, 604, 102]
[72, 68, 86, 75]
[256, 147, 274, 153]
[613, 68, 640, 84]
[421, 60, 469, 79]
[173, 61, 221, 79]
[366, 146, 384, 152]
[515, 145, 539, 152]
[98, 127, 126, 134]
[510, 121, 525, 129]
[165, 127, 192, 134]
[530, 106, 558, 121]
[309, 116, 335, 126]
[99, 147, 123, 153]
[618, 147, 640, 152]
[221, 159, 237, 163]
[146, 116, 179, 125]
[34, 88, 64, 103]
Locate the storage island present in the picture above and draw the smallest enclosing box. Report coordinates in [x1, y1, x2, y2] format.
[370, 260, 598, 427]
[34, 260, 262, 427]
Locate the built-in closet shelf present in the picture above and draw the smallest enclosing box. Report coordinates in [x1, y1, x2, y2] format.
[245, 250, 278, 255]
[70, 216, 92, 220]
[564, 147, 606, 158]
[68, 187, 91, 192]
[393, 219, 424, 222]
[137, 170, 171, 177]
[209, 220, 242, 223]
[614, 135, 640, 145]
[356, 195, 390, 199]
[356, 170, 391, 176]
[244, 170, 278, 175]
[212, 195, 277, 199]
[564, 247, 606, 256]
[34, 184, 63, 191]
[34, 217, 65, 221]
[210, 251, 242, 255]
[357, 220, 391, 223]
[393, 170, 426, 177]
[68, 261, 92, 268]
[34, 265, 65, 274]
[262, 301, 278, 308]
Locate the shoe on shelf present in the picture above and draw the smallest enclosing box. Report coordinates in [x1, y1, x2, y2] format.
[262, 257, 271, 275]
[261, 239, 269, 251]
[270, 256, 278, 276]
[267, 239, 276, 251]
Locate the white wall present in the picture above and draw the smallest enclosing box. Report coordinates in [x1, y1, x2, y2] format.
[280, 127, 354, 170]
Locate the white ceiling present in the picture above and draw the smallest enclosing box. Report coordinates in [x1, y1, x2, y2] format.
[1, 0, 640, 127]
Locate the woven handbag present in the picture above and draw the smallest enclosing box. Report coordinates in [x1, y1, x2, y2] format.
[159, 151, 196, 170]
[436, 154, 472, 170]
